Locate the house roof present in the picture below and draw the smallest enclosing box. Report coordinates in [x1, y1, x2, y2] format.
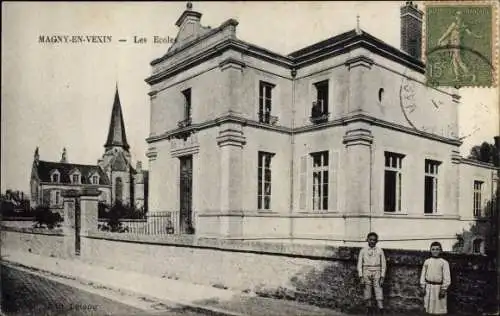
[35, 160, 110, 185]
[288, 29, 425, 72]
[147, 21, 426, 86]
[104, 87, 130, 151]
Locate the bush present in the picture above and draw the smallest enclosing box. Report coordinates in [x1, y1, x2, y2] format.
[33, 206, 63, 229]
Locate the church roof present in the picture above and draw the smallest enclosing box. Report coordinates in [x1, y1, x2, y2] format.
[104, 87, 130, 151]
[34, 160, 110, 185]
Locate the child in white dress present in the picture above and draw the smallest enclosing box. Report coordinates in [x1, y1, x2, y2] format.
[420, 241, 451, 315]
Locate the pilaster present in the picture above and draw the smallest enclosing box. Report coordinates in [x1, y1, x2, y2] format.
[345, 55, 373, 114]
[79, 188, 100, 237]
[216, 122, 246, 237]
[342, 123, 374, 241]
[61, 190, 79, 258]
[450, 148, 461, 216]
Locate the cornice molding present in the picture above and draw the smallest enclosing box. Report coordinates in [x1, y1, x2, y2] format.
[344, 55, 375, 70]
[216, 126, 246, 148]
[460, 158, 499, 170]
[219, 57, 246, 71]
[342, 128, 374, 147]
[146, 147, 158, 161]
[146, 113, 462, 146]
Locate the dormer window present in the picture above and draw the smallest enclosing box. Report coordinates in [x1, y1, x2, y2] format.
[91, 175, 99, 185]
[50, 170, 60, 183]
[69, 169, 82, 184]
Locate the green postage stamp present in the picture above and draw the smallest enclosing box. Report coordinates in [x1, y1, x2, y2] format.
[424, 1, 498, 87]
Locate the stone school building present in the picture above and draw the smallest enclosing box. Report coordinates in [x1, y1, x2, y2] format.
[145, 2, 498, 251]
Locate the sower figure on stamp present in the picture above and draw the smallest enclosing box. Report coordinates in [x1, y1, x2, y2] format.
[357, 232, 387, 315]
[420, 241, 451, 315]
[437, 11, 482, 82]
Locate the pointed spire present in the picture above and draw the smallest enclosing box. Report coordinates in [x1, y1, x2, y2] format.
[104, 85, 130, 152]
[34, 147, 40, 164]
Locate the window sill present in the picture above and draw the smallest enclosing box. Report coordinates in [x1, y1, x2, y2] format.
[383, 212, 408, 215]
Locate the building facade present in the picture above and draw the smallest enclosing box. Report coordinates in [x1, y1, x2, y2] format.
[145, 2, 498, 251]
[30, 88, 148, 212]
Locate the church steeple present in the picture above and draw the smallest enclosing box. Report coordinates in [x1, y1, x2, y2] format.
[104, 85, 130, 152]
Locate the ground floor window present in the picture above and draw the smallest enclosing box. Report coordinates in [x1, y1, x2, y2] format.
[257, 151, 274, 210]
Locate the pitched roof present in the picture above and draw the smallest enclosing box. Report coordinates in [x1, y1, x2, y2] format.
[288, 29, 425, 72]
[35, 160, 110, 185]
[104, 87, 130, 151]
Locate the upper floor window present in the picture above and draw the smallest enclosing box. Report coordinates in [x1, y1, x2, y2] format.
[472, 238, 483, 254]
[257, 151, 274, 210]
[473, 180, 483, 217]
[182, 88, 191, 119]
[72, 174, 80, 184]
[51, 173, 59, 183]
[311, 80, 329, 124]
[424, 159, 441, 214]
[55, 190, 61, 206]
[384, 152, 405, 213]
[258, 81, 276, 124]
[92, 175, 99, 185]
[311, 151, 329, 211]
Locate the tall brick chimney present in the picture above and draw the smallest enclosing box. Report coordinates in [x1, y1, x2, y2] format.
[400, 1, 423, 60]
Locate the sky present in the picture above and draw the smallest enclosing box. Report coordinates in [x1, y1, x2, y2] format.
[1, 1, 498, 194]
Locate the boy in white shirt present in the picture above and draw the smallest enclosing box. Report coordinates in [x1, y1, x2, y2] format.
[420, 241, 451, 315]
[357, 232, 387, 315]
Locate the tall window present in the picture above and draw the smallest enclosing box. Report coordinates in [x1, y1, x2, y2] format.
[384, 152, 404, 213]
[92, 175, 99, 185]
[258, 81, 274, 123]
[52, 173, 59, 183]
[182, 88, 191, 120]
[115, 177, 123, 203]
[257, 151, 273, 210]
[424, 159, 441, 214]
[311, 80, 329, 121]
[472, 238, 483, 254]
[311, 151, 329, 210]
[55, 191, 60, 206]
[72, 174, 80, 184]
[473, 180, 483, 217]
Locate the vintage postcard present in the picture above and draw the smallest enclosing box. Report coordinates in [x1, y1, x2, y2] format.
[1, 1, 499, 316]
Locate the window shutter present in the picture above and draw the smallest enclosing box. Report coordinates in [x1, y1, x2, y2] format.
[299, 155, 308, 210]
[329, 151, 339, 211]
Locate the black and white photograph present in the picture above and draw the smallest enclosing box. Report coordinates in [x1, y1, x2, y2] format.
[1, 1, 499, 315]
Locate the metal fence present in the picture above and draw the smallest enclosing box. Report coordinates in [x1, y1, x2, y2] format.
[98, 211, 179, 235]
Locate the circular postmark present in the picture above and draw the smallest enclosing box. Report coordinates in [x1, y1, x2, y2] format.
[425, 45, 495, 89]
[399, 45, 495, 139]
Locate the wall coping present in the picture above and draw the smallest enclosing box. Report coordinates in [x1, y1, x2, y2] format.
[1, 217, 36, 221]
[1, 225, 64, 236]
[84, 231, 493, 269]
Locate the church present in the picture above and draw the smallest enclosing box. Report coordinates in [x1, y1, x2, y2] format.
[30, 87, 148, 213]
[145, 2, 497, 251]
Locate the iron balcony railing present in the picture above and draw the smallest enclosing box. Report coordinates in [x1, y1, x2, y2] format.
[310, 112, 330, 124]
[258, 112, 278, 125]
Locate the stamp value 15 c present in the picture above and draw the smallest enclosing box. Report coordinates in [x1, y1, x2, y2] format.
[424, 1, 498, 88]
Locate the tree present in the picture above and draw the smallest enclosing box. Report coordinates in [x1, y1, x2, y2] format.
[33, 205, 62, 229]
[468, 141, 499, 166]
